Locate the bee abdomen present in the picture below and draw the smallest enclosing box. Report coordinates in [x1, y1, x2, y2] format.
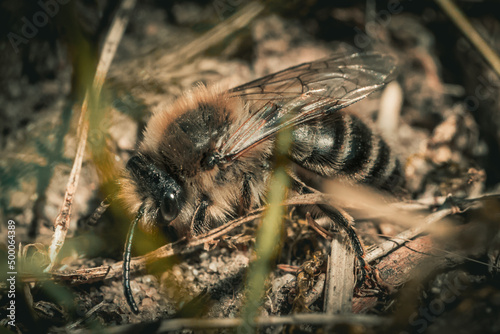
[290, 113, 404, 192]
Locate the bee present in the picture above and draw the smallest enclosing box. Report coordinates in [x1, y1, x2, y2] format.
[119, 51, 403, 313]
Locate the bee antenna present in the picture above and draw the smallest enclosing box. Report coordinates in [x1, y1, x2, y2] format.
[123, 205, 144, 314]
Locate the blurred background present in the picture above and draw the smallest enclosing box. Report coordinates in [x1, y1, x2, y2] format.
[0, 0, 499, 332]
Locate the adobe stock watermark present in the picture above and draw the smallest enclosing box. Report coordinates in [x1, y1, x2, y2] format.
[353, 0, 410, 50]
[401, 273, 471, 334]
[456, 38, 500, 113]
[7, 0, 71, 54]
[6, 220, 17, 328]
[463, 71, 500, 113]
[213, 0, 248, 21]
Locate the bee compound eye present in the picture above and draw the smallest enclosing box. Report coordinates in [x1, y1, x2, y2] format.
[160, 192, 180, 223]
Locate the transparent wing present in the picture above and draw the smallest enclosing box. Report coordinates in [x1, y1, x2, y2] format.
[218, 51, 398, 161]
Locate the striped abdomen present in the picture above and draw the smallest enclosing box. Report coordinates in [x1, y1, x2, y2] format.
[290, 112, 403, 192]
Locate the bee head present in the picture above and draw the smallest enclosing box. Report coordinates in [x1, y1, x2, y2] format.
[121, 154, 186, 315]
[124, 154, 186, 234]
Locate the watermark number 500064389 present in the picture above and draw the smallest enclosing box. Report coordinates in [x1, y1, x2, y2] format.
[6, 220, 17, 327]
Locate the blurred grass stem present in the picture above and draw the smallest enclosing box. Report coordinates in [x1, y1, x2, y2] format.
[239, 126, 292, 333]
[434, 0, 500, 78]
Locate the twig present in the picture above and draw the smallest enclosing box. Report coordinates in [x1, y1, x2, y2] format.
[45, 211, 263, 284]
[305, 212, 334, 239]
[46, 0, 137, 272]
[353, 235, 442, 313]
[42, 194, 323, 285]
[365, 206, 454, 263]
[39, 194, 494, 285]
[66, 301, 106, 331]
[434, 0, 500, 78]
[365, 195, 482, 263]
[352, 195, 500, 312]
[72, 313, 389, 333]
[303, 273, 326, 308]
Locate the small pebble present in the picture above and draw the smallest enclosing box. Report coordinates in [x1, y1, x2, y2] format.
[146, 287, 156, 298]
[208, 262, 218, 272]
[151, 293, 162, 301]
[141, 298, 154, 307]
[172, 265, 183, 278]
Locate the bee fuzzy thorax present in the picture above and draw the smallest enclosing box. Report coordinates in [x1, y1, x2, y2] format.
[120, 84, 273, 237]
[141, 85, 236, 161]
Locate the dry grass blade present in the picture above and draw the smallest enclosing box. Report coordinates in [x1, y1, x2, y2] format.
[239, 168, 289, 332]
[353, 194, 500, 312]
[365, 195, 486, 263]
[239, 127, 292, 333]
[111, 1, 265, 92]
[46, 0, 137, 272]
[365, 204, 454, 263]
[156, 1, 264, 71]
[434, 0, 500, 77]
[46, 98, 89, 272]
[324, 232, 355, 314]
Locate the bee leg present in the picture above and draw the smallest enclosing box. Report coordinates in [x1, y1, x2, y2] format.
[190, 197, 210, 236]
[288, 172, 369, 286]
[316, 203, 369, 286]
[239, 173, 253, 215]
